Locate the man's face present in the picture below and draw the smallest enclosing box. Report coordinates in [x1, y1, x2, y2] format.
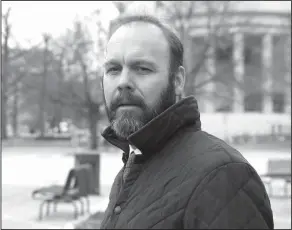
[103, 22, 176, 140]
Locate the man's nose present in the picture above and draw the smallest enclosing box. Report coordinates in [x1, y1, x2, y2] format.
[117, 68, 134, 92]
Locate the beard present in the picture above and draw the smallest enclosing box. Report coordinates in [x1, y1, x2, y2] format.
[104, 78, 176, 140]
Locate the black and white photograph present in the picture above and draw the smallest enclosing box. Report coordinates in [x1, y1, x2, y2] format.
[1, 1, 291, 229]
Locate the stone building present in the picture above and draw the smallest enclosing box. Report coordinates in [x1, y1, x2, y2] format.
[181, 3, 291, 114]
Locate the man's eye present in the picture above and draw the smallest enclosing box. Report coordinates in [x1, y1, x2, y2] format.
[135, 66, 152, 73]
[106, 67, 121, 74]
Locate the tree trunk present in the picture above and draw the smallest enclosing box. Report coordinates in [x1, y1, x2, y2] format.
[1, 57, 8, 139]
[12, 82, 20, 137]
[56, 59, 64, 132]
[39, 88, 46, 137]
[88, 107, 98, 150]
[39, 35, 49, 137]
[56, 103, 63, 133]
[2, 10, 10, 140]
[1, 95, 8, 139]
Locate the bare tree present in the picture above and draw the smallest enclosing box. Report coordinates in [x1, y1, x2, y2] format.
[1, 8, 12, 139]
[11, 81, 21, 137]
[49, 16, 106, 149]
[2, 8, 44, 138]
[5, 40, 43, 99]
[7, 47, 42, 137]
[35, 34, 51, 138]
[51, 44, 67, 132]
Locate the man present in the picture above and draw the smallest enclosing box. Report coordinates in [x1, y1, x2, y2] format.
[100, 14, 274, 229]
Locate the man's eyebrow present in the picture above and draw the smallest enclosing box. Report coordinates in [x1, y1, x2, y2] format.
[103, 60, 120, 68]
[103, 59, 158, 68]
[129, 59, 157, 68]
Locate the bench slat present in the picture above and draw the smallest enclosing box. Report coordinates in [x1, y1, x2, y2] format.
[264, 159, 291, 177]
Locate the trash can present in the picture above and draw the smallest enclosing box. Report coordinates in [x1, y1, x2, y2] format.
[73, 150, 100, 195]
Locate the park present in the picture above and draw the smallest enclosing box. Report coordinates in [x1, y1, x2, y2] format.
[2, 1, 291, 229]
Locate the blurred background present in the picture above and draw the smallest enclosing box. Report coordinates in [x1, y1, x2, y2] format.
[1, 1, 291, 229]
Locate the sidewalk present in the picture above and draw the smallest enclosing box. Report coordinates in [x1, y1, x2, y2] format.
[2, 184, 110, 229]
[2, 146, 291, 229]
[2, 147, 122, 229]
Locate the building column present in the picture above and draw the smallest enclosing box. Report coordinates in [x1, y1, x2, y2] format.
[233, 32, 244, 113]
[204, 40, 215, 112]
[285, 35, 291, 114]
[262, 33, 273, 113]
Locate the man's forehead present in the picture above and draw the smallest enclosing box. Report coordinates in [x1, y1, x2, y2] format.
[108, 23, 168, 49]
[105, 22, 169, 62]
[109, 21, 166, 42]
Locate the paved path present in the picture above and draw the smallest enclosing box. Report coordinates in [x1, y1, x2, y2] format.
[2, 145, 291, 229]
[2, 146, 121, 229]
[2, 184, 110, 229]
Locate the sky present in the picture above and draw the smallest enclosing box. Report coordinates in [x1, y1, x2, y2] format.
[2, 1, 120, 47]
[2, 1, 291, 48]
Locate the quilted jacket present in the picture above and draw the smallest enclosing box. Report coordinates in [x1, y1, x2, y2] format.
[100, 96, 274, 229]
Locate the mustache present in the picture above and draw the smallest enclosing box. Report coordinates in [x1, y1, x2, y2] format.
[110, 91, 146, 112]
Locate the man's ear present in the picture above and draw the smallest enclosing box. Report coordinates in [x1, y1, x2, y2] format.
[174, 66, 185, 97]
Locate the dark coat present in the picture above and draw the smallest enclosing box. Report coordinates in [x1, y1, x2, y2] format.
[100, 96, 274, 229]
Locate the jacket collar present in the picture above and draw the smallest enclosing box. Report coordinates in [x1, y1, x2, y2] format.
[101, 96, 201, 162]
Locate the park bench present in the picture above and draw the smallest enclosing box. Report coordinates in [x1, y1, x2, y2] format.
[261, 158, 291, 197]
[32, 164, 94, 220]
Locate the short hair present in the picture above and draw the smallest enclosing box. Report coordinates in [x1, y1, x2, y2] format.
[107, 14, 184, 79]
